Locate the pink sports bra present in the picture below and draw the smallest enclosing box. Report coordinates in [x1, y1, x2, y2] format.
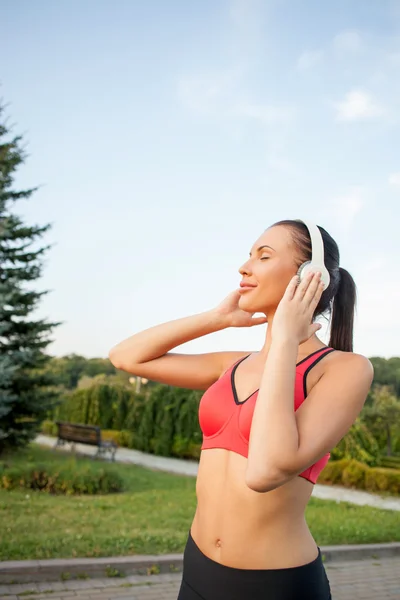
[198, 347, 336, 484]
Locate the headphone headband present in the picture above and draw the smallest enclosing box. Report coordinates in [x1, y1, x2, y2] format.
[295, 219, 330, 289]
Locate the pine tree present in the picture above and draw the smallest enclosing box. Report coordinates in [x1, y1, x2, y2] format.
[0, 104, 60, 453]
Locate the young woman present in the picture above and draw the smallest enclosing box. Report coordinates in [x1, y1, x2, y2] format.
[109, 219, 374, 600]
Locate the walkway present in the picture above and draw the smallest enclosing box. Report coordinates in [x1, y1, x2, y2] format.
[35, 434, 400, 512]
[1, 556, 400, 600]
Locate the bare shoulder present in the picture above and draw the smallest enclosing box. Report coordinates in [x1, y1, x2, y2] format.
[218, 351, 254, 375]
[325, 349, 374, 386]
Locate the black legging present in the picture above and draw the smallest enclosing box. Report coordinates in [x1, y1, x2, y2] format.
[177, 530, 332, 600]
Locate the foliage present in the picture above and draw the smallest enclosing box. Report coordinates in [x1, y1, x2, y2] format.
[361, 384, 400, 457]
[0, 104, 60, 453]
[0, 451, 124, 495]
[319, 458, 400, 494]
[42, 353, 400, 469]
[368, 357, 400, 397]
[42, 355, 121, 391]
[330, 418, 380, 466]
[377, 455, 400, 469]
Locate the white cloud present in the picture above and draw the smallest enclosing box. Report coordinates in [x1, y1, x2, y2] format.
[333, 30, 363, 55]
[297, 50, 324, 71]
[334, 90, 384, 121]
[389, 172, 400, 186]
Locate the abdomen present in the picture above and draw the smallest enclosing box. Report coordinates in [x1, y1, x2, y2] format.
[191, 448, 318, 569]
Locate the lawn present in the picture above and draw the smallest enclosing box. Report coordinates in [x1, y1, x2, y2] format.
[1, 445, 399, 561]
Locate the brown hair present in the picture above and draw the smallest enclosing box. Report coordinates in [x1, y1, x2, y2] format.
[272, 220, 357, 352]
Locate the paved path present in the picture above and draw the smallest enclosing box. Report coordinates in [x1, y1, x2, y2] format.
[36, 435, 400, 512]
[1, 556, 400, 600]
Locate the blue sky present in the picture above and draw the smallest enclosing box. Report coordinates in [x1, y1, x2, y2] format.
[2, 0, 400, 359]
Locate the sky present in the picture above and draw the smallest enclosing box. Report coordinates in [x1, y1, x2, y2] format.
[2, 0, 400, 360]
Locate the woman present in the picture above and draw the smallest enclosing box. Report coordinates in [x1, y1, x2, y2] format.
[109, 219, 373, 600]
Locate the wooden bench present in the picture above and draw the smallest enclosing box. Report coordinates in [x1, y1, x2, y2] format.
[54, 422, 117, 461]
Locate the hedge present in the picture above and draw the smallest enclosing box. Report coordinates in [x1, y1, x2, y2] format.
[48, 383, 203, 460]
[0, 460, 124, 495]
[44, 382, 400, 495]
[319, 458, 400, 494]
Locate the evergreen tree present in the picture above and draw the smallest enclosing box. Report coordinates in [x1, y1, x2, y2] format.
[0, 104, 60, 453]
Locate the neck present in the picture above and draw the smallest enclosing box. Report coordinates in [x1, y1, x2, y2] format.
[258, 310, 326, 362]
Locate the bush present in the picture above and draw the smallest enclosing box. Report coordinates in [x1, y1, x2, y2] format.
[377, 456, 400, 469]
[41, 420, 58, 436]
[319, 458, 353, 484]
[0, 459, 124, 495]
[330, 419, 379, 467]
[51, 384, 137, 432]
[320, 458, 400, 495]
[365, 467, 400, 495]
[101, 430, 134, 448]
[342, 459, 368, 489]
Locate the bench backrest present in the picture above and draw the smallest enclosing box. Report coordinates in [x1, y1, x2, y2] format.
[56, 422, 101, 445]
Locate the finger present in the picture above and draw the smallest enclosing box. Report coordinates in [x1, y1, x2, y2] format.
[309, 322, 322, 337]
[284, 275, 300, 301]
[303, 273, 323, 306]
[294, 270, 316, 300]
[305, 282, 324, 321]
[250, 316, 268, 326]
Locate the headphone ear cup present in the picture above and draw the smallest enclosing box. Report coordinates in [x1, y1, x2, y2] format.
[297, 261, 311, 283]
[297, 261, 330, 290]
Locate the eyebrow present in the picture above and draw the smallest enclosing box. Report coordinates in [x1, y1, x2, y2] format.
[249, 245, 275, 257]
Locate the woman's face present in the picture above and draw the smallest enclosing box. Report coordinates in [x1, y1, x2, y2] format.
[238, 225, 301, 316]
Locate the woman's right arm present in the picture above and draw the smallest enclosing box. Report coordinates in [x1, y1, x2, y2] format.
[108, 309, 249, 390]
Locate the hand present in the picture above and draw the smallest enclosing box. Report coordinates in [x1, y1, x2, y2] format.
[271, 271, 324, 344]
[214, 290, 268, 328]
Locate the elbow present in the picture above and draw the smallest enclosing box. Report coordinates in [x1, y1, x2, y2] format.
[245, 468, 283, 493]
[108, 347, 123, 370]
[245, 459, 293, 492]
[245, 479, 276, 493]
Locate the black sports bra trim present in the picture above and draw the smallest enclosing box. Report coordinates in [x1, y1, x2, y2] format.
[303, 347, 336, 398]
[231, 347, 335, 405]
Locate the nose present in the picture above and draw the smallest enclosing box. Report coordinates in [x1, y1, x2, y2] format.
[239, 260, 252, 276]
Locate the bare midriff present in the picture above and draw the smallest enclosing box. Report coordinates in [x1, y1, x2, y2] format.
[190, 448, 319, 570]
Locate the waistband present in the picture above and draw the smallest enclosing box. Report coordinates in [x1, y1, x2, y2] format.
[186, 528, 323, 580]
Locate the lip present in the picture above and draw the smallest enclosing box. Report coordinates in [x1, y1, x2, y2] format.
[239, 283, 257, 293]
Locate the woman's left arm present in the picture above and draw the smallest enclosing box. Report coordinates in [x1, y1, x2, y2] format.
[245, 276, 374, 493]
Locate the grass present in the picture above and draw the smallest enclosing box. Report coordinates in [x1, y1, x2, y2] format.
[0, 445, 399, 561]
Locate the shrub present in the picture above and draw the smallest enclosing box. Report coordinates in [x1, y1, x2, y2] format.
[330, 419, 379, 467]
[320, 458, 400, 495]
[377, 455, 400, 469]
[319, 458, 353, 484]
[341, 459, 368, 489]
[41, 420, 58, 436]
[365, 467, 400, 495]
[0, 460, 124, 495]
[51, 384, 137, 432]
[101, 430, 134, 448]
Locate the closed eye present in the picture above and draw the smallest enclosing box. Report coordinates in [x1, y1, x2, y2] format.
[260, 257, 270, 260]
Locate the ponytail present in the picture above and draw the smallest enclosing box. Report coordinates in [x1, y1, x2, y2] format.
[328, 267, 357, 352]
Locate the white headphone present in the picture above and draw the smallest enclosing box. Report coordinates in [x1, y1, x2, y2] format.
[295, 219, 331, 290]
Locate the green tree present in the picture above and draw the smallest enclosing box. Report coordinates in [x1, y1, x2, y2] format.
[0, 104, 59, 453]
[361, 384, 400, 457]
